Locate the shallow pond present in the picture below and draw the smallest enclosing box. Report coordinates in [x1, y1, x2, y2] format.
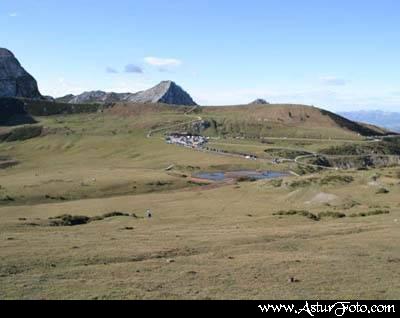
[193, 170, 288, 181]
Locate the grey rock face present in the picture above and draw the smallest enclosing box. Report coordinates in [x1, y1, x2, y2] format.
[0, 48, 42, 99]
[64, 81, 197, 106]
[0, 98, 26, 123]
[128, 81, 197, 106]
[249, 99, 269, 105]
[43, 95, 55, 102]
[55, 94, 75, 103]
[0, 97, 36, 125]
[191, 120, 211, 134]
[67, 91, 134, 104]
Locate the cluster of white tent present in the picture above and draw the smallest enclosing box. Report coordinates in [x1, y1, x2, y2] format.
[166, 133, 208, 148]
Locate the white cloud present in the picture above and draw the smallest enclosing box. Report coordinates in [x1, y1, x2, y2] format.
[320, 76, 347, 86]
[124, 64, 143, 74]
[8, 12, 18, 17]
[106, 67, 118, 74]
[144, 57, 182, 67]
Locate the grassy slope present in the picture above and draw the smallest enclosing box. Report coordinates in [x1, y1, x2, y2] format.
[0, 169, 399, 299]
[0, 112, 278, 206]
[200, 104, 390, 138]
[0, 105, 399, 299]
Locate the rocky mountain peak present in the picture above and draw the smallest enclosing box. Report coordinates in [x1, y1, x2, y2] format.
[55, 80, 197, 106]
[249, 98, 269, 105]
[127, 80, 197, 106]
[0, 48, 15, 58]
[0, 48, 42, 99]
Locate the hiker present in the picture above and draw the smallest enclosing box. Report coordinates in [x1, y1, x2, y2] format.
[146, 209, 152, 218]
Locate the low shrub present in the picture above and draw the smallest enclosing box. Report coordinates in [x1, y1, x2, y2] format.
[187, 180, 209, 186]
[270, 179, 283, 187]
[350, 210, 390, 217]
[288, 178, 317, 188]
[237, 176, 257, 182]
[101, 211, 130, 218]
[0, 125, 42, 142]
[367, 209, 390, 216]
[49, 211, 132, 226]
[264, 148, 311, 160]
[376, 188, 390, 194]
[49, 215, 91, 226]
[319, 175, 354, 185]
[0, 195, 15, 202]
[318, 211, 346, 219]
[274, 210, 320, 221]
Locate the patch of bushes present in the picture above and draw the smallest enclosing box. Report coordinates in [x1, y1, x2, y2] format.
[264, 148, 312, 160]
[45, 194, 67, 201]
[341, 200, 361, 210]
[49, 215, 91, 226]
[292, 165, 321, 176]
[288, 178, 318, 188]
[48, 211, 134, 226]
[274, 210, 320, 221]
[101, 211, 130, 218]
[24, 99, 101, 116]
[270, 179, 283, 187]
[0, 195, 15, 202]
[187, 180, 209, 186]
[319, 175, 354, 185]
[0, 125, 42, 142]
[318, 211, 346, 219]
[308, 156, 332, 167]
[175, 165, 201, 172]
[288, 175, 354, 189]
[237, 176, 257, 182]
[275, 208, 390, 221]
[376, 188, 390, 194]
[274, 210, 364, 222]
[321, 141, 400, 156]
[350, 210, 390, 218]
[147, 181, 173, 186]
[0, 160, 19, 169]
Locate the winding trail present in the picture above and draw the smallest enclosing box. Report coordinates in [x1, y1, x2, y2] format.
[147, 114, 400, 172]
[146, 106, 202, 138]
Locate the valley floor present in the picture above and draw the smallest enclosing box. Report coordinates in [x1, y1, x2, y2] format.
[0, 112, 399, 299]
[1, 177, 400, 299]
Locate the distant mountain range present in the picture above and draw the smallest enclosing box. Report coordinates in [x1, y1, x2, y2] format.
[339, 110, 400, 132]
[56, 80, 197, 106]
[0, 48, 197, 106]
[0, 46, 398, 134]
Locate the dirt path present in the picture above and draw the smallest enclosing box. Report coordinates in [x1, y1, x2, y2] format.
[147, 113, 399, 171]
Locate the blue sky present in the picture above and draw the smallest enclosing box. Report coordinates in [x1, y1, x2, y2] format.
[1, 0, 400, 111]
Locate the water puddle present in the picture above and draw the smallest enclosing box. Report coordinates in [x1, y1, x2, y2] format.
[193, 170, 288, 181]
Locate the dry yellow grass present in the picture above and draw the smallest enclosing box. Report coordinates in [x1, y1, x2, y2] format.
[0, 110, 399, 299]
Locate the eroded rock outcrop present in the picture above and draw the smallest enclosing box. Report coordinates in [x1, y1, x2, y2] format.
[60, 81, 197, 106]
[0, 48, 42, 99]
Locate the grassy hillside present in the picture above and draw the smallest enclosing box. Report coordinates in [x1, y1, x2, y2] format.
[14, 99, 392, 138]
[0, 112, 278, 206]
[22, 98, 102, 116]
[198, 104, 391, 138]
[1, 103, 400, 299]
